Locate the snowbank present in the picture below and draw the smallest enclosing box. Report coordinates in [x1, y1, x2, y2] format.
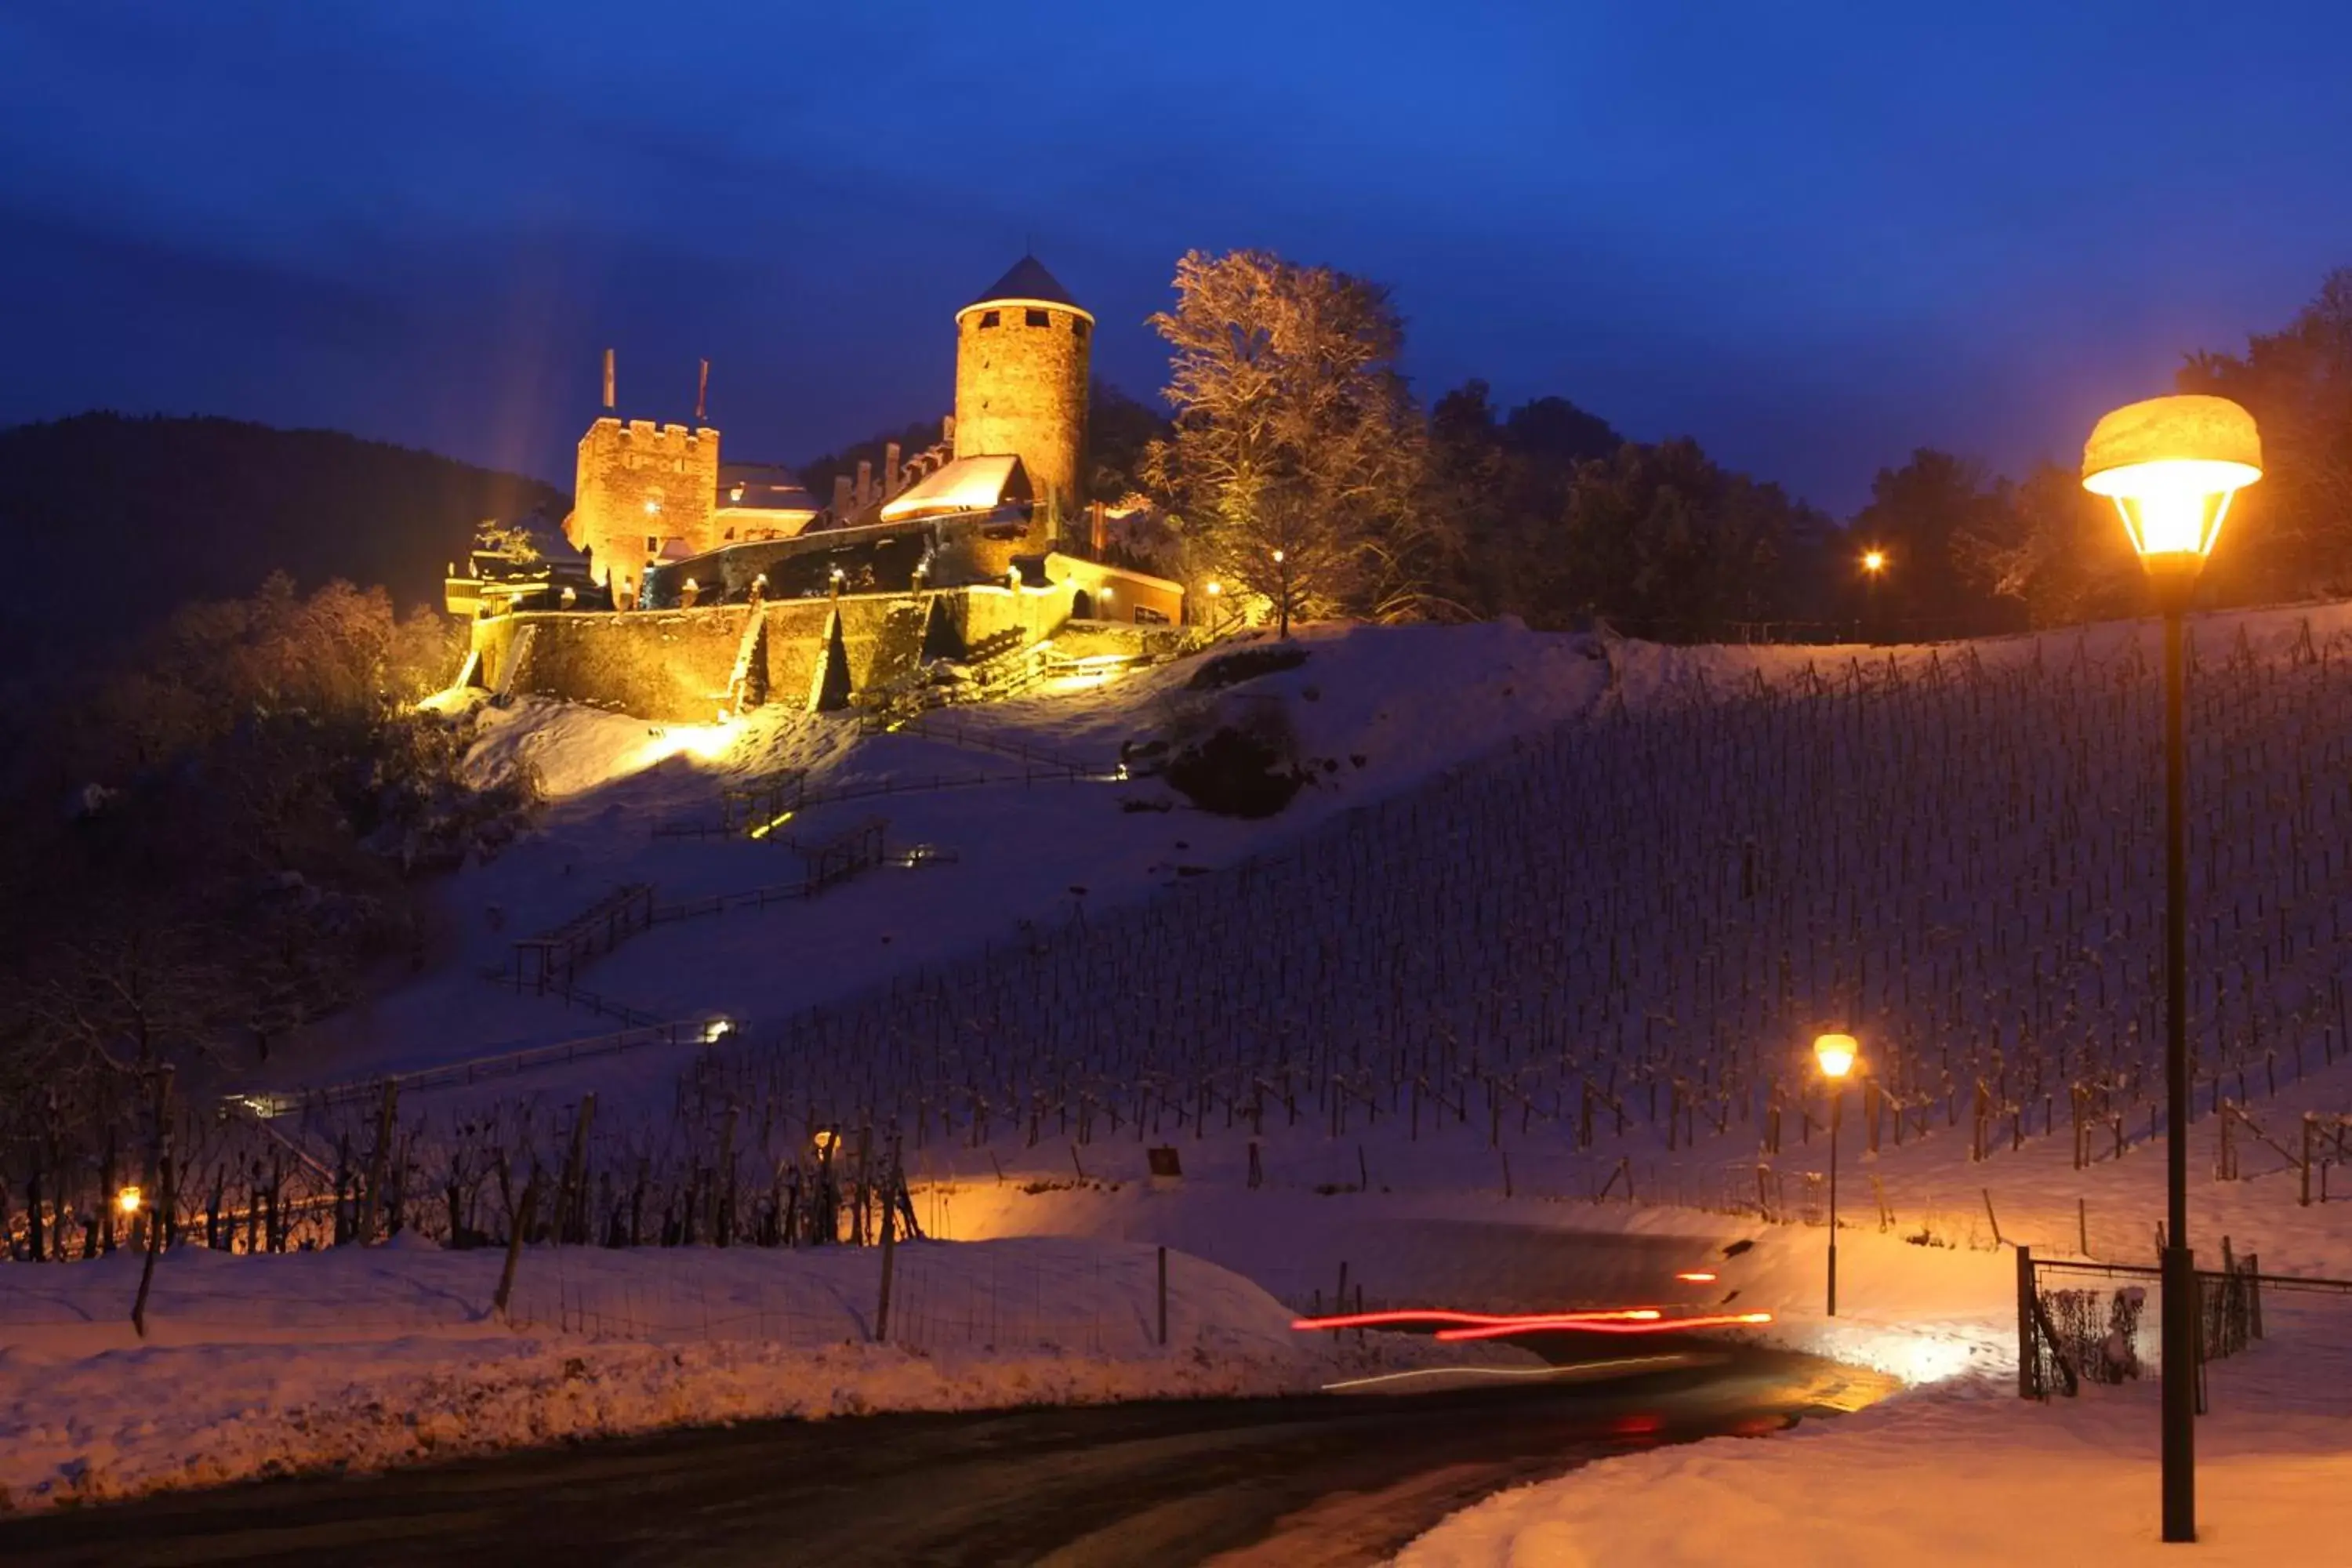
[1396, 1336, 2352, 1566]
[0, 1235, 1534, 1512]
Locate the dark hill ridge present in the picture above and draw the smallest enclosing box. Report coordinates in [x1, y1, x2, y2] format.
[0, 412, 568, 669]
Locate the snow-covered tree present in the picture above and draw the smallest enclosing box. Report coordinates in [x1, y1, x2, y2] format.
[1145, 249, 1428, 625]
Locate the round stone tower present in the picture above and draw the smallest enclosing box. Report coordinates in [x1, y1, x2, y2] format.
[953, 256, 1091, 546]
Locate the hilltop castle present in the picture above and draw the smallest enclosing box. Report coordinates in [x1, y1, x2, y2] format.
[561, 256, 1098, 608]
[448, 258, 1187, 722]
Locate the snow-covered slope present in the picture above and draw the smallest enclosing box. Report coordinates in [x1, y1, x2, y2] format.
[262, 619, 1617, 1089]
[259, 605, 2352, 1291]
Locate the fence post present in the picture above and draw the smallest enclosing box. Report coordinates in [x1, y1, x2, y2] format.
[558, 1093, 596, 1246]
[494, 1174, 539, 1323]
[1157, 1245, 1168, 1348]
[874, 1200, 898, 1344]
[2016, 1243, 2036, 1399]
[358, 1079, 397, 1246]
[2303, 1114, 2317, 1207]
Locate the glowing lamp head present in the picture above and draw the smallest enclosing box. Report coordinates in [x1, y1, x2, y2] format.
[1272, 549, 1286, 565]
[116, 1185, 144, 1216]
[812, 1128, 839, 1155]
[2082, 394, 2261, 568]
[1205, 579, 1221, 597]
[1813, 1033, 1859, 1080]
[1861, 550, 1886, 574]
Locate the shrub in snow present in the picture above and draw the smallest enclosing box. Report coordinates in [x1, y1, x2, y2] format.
[1185, 642, 1311, 693]
[1164, 705, 1307, 818]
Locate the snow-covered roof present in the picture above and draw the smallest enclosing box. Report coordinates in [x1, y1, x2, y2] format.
[717, 462, 819, 517]
[878, 454, 1031, 522]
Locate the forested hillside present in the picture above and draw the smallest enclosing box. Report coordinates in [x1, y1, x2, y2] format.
[0, 413, 566, 670]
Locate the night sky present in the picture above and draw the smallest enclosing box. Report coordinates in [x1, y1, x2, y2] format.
[4, 2, 2347, 514]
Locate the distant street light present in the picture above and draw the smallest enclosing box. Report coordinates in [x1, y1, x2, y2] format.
[1272, 550, 1292, 638]
[1813, 1033, 1857, 1316]
[115, 1185, 144, 1217]
[1859, 550, 1887, 641]
[2082, 392, 2262, 1547]
[1860, 549, 1886, 574]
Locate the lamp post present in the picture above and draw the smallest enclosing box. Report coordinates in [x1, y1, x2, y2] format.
[2082, 392, 2263, 1547]
[1272, 549, 1291, 638]
[1813, 1033, 1857, 1316]
[1860, 549, 1887, 641]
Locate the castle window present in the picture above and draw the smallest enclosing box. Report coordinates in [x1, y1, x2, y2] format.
[645, 535, 659, 553]
[1025, 308, 1050, 328]
[979, 310, 1000, 328]
[1073, 317, 1089, 342]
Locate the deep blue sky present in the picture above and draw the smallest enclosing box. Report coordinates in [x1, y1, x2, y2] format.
[4, 2, 2347, 515]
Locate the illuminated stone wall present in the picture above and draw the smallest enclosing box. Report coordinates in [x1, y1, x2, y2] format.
[565, 418, 721, 608]
[472, 590, 993, 723]
[1046, 554, 1187, 626]
[760, 597, 929, 712]
[476, 604, 742, 724]
[954, 303, 1088, 569]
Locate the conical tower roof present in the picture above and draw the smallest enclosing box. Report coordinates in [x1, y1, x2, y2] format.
[960, 256, 1090, 320]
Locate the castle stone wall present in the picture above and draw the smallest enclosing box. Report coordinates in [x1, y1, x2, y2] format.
[758, 597, 930, 710]
[471, 589, 990, 723]
[942, 583, 1076, 653]
[567, 418, 721, 608]
[479, 604, 744, 724]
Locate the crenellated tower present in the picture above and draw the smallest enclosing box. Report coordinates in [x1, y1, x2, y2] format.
[567, 415, 720, 609]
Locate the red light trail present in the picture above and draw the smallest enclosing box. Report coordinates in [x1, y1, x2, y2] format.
[1289, 1307, 1662, 1333]
[1289, 1306, 1772, 1338]
[1431, 1312, 1773, 1341]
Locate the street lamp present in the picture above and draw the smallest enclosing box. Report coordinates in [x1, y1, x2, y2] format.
[1812, 1033, 1857, 1316]
[2082, 391, 2262, 1547]
[1271, 549, 1292, 638]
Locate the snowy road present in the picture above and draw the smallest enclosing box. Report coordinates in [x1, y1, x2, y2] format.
[0, 1342, 1890, 1567]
